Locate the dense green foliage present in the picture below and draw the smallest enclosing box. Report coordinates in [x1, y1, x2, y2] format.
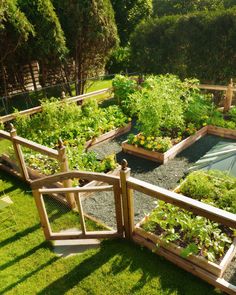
[114, 74, 236, 152]
[142, 201, 233, 262]
[153, 0, 225, 17]
[54, 0, 118, 94]
[106, 0, 152, 73]
[130, 8, 236, 83]
[1, 0, 118, 95]
[112, 74, 137, 111]
[142, 161, 236, 265]
[111, 0, 152, 46]
[179, 170, 236, 213]
[133, 75, 192, 137]
[18, 0, 67, 63]
[14, 98, 129, 173]
[113, 74, 208, 135]
[0, 0, 34, 64]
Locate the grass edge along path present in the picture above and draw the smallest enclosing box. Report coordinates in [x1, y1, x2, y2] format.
[0, 171, 220, 295]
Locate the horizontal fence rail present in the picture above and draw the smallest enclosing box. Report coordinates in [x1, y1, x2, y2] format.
[0, 130, 59, 159]
[127, 177, 236, 229]
[198, 84, 236, 91]
[0, 88, 111, 123]
[39, 185, 113, 194]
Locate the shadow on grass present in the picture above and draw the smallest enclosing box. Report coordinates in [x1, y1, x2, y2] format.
[1, 256, 58, 294]
[0, 241, 50, 272]
[0, 206, 73, 248]
[0, 184, 19, 196]
[39, 239, 216, 295]
[0, 223, 41, 248]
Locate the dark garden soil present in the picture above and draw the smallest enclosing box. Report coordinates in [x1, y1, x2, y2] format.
[82, 130, 236, 284]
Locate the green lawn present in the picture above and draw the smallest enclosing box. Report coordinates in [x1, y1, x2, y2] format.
[85, 79, 112, 93]
[0, 171, 220, 295]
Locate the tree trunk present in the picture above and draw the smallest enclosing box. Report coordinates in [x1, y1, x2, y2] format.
[1, 62, 9, 98]
[61, 62, 72, 96]
[29, 62, 37, 91]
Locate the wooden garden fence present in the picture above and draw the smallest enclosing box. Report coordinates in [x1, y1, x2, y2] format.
[198, 79, 236, 113]
[0, 124, 76, 208]
[0, 88, 111, 123]
[30, 160, 236, 294]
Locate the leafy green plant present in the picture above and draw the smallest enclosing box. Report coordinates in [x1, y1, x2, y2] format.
[142, 201, 233, 262]
[228, 106, 236, 123]
[14, 98, 128, 174]
[24, 152, 60, 175]
[112, 74, 137, 109]
[179, 170, 236, 213]
[135, 75, 186, 137]
[184, 92, 214, 129]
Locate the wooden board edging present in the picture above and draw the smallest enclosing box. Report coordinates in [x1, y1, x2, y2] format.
[134, 224, 236, 277]
[122, 126, 208, 164]
[132, 234, 236, 295]
[85, 122, 132, 149]
[207, 125, 236, 140]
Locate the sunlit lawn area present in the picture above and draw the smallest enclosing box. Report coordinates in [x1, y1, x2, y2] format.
[0, 171, 221, 294]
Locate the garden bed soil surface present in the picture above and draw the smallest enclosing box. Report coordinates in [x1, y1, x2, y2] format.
[87, 130, 236, 285]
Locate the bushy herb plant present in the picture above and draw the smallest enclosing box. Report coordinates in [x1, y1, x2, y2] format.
[112, 74, 137, 114]
[179, 170, 236, 214]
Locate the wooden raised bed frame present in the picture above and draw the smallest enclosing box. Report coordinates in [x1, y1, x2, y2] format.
[122, 125, 236, 163]
[85, 122, 131, 149]
[134, 217, 236, 277]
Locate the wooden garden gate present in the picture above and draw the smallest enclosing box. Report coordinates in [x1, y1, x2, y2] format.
[30, 167, 131, 241]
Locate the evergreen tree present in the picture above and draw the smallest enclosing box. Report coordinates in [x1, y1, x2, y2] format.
[54, 0, 118, 94]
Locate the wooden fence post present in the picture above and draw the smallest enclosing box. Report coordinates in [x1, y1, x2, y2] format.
[120, 159, 134, 239]
[224, 79, 233, 113]
[57, 139, 76, 209]
[32, 189, 51, 240]
[9, 123, 30, 181]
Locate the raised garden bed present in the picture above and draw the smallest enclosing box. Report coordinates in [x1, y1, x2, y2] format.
[134, 217, 236, 277]
[85, 122, 131, 149]
[131, 168, 236, 280]
[122, 125, 236, 163]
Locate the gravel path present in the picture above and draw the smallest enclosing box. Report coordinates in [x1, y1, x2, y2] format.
[81, 131, 236, 285]
[82, 132, 227, 227]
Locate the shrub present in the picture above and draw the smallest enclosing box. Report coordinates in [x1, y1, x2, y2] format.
[179, 170, 236, 213]
[130, 8, 236, 83]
